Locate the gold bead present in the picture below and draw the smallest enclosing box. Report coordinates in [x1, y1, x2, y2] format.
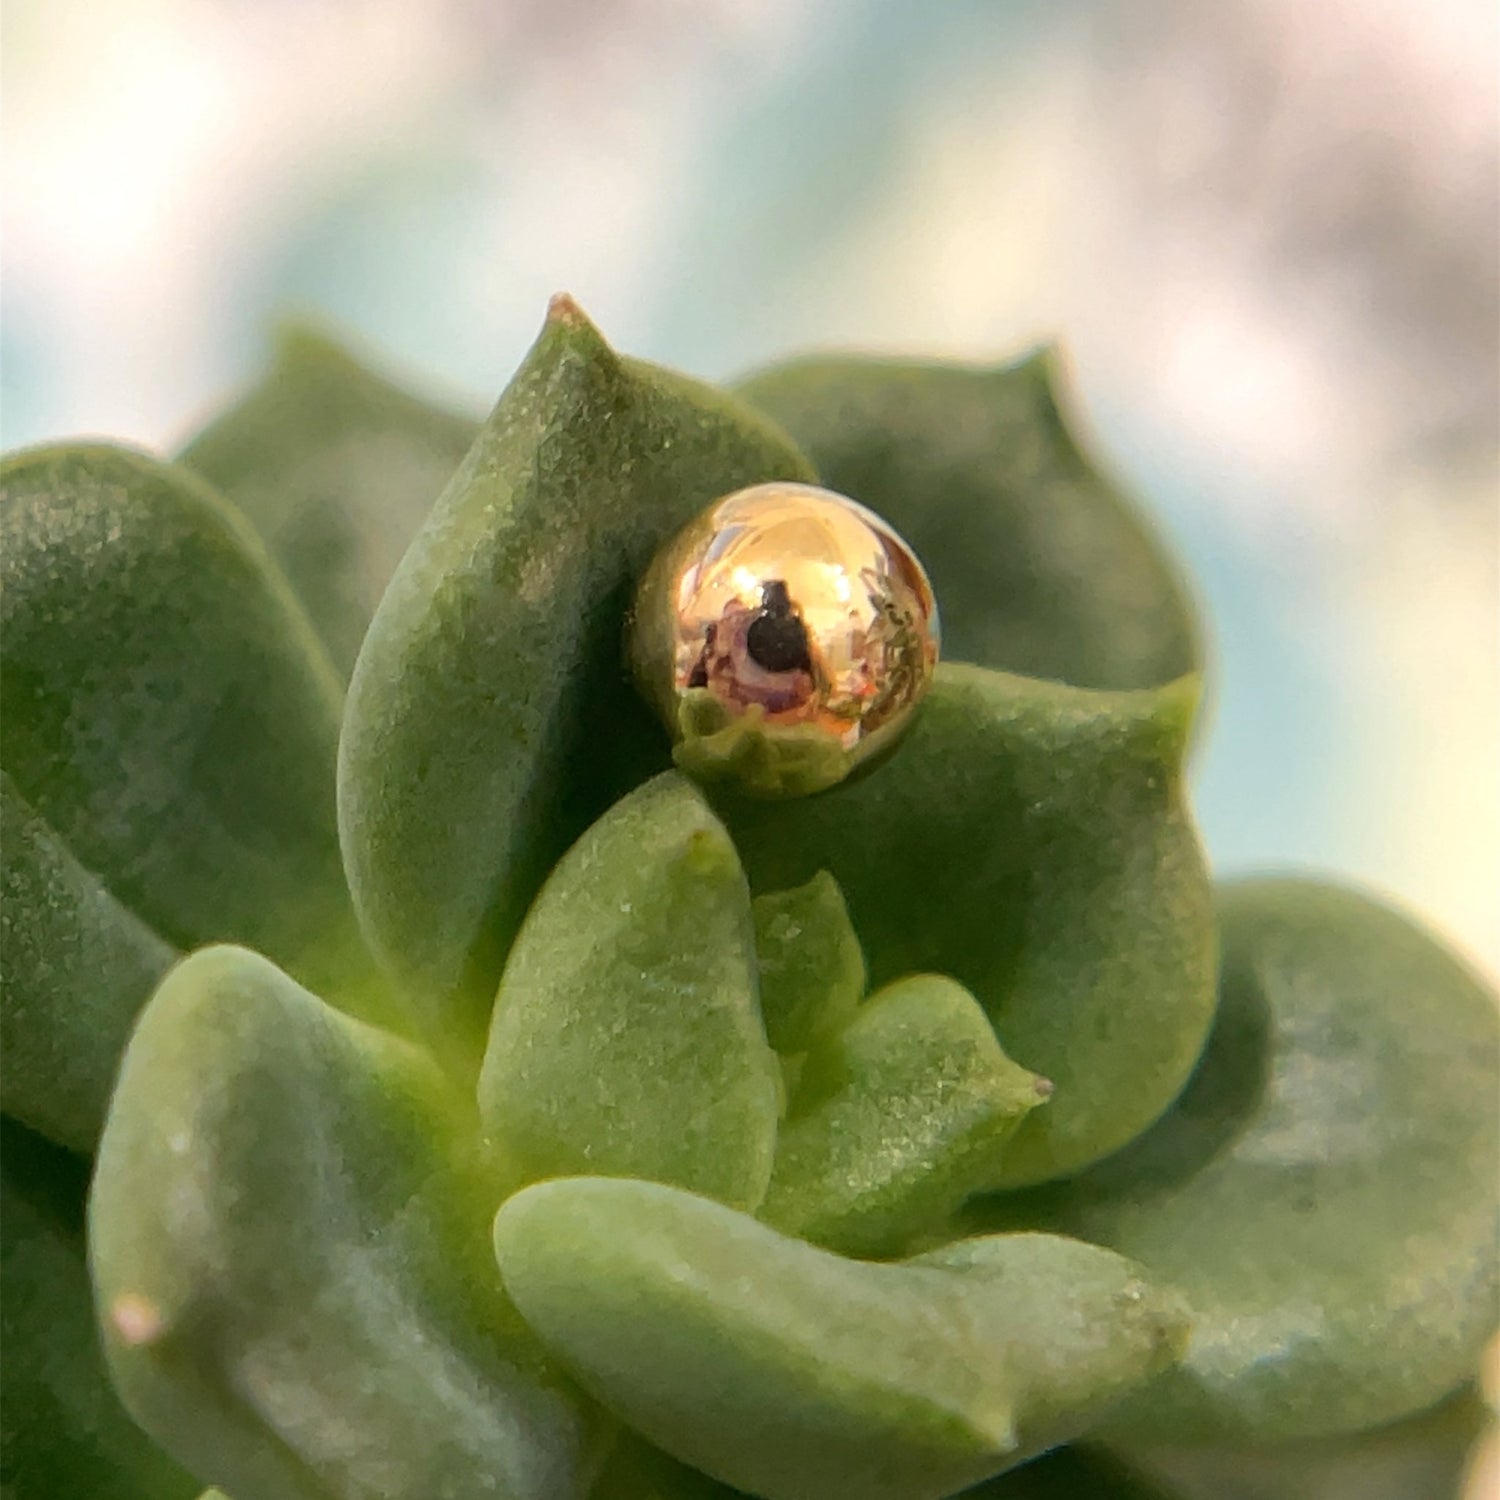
[629, 482, 940, 798]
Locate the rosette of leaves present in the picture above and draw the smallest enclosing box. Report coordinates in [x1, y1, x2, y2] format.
[1, 298, 1495, 1500]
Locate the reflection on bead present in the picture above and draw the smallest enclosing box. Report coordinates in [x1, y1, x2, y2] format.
[629, 482, 940, 798]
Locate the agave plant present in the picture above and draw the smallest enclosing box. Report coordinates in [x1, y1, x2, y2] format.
[1, 297, 1495, 1500]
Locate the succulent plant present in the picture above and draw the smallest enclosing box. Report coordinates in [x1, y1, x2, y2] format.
[1, 295, 1495, 1500]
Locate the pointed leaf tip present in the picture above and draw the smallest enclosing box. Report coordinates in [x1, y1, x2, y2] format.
[735, 349, 1202, 692]
[716, 663, 1217, 1187]
[2, 1116, 199, 1497]
[761, 973, 1048, 1256]
[109, 1292, 165, 1348]
[547, 291, 590, 328]
[541, 293, 616, 365]
[496, 1177, 1188, 1500]
[338, 306, 814, 1045]
[91, 943, 608, 1498]
[980, 877, 1500, 1443]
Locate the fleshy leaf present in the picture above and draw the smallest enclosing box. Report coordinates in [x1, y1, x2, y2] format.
[180, 322, 479, 678]
[974, 879, 1500, 1442]
[90, 944, 610, 1500]
[715, 661, 1217, 1186]
[339, 297, 816, 1053]
[478, 773, 779, 1211]
[1126, 1387, 1493, 1500]
[759, 974, 1049, 1256]
[0, 444, 377, 1014]
[752, 870, 866, 1054]
[494, 1176, 1187, 1500]
[735, 351, 1199, 691]
[1, 1117, 196, 1499]
[0, 772, 176, 1153]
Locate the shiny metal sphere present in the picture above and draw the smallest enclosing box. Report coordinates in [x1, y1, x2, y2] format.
[629, 482, 940, 798]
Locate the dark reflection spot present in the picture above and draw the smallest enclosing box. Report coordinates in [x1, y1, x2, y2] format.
[746, 580, 812, 674]
[688, 623, 715, 688]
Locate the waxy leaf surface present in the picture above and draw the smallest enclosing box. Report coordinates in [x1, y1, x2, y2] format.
[0, 773, 176, 1153]
[752, 870, 866, 1055]
[1, 1118, 196, 1500]
[181, 323, 478, 678]
[736, 352, 1199, 691]
[0, 445, 370, 1013]
[90, 945, 609, 1500]
[479, 773, 779, 1211]
[1127, 1388, 1493, 1500]
[760, 974, 1048, 1257]
[495, 1176, 1187, 1500]
[976, 880, 1500, 1442]
[339, 299, 815, 1052]
[717, 662, 1217, 1186]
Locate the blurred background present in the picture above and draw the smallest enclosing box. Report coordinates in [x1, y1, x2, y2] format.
[2, 0, 1495, 988]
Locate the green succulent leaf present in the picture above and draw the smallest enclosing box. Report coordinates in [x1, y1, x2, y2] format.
[974, 879, 1500, 1443]
[715, 661, 1217, 1186]
[1126, 1387, 1493, 1500]
[0, 444, 377, 1017]
[0, 773, 177, 1153]
[759, 973, 1050, 1257]
[90, 944, 610, 1500]
[478, 772, 780, 1211]
[338, 297, 816, 1055]
[1, 1117, 197, 1500]
[13, 299, 1492, 1500]
[735, 351, 1199, 691]
[752, 870, 866, 1054]
[494, 1176, 1188, 1500]
[180, 322, 479, 679]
